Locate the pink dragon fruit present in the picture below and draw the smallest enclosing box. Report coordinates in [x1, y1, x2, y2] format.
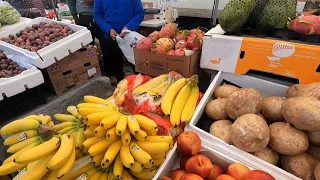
[190, 28, 205, 36]
[136, 38, 153, 51]
[187, 34, 203, 50]
[151, 43, 166, 54]
[175, 40, 187, 50]
[148, 31, 160, 42]
[159, 23, 178, 38]
[174, 30, 190, 41]
[156, 38, 175, 52]
[167, 50, 176, 56]
[288, 15, 320, 35]
[174, 49, 185, 56]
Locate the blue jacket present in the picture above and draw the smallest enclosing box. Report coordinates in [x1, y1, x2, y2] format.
[94, 0, 144, 37]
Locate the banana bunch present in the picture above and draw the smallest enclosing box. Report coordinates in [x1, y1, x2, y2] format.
[161, 76, 200, 127]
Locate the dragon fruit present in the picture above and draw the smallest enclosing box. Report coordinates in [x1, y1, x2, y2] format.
[175, 40, 187, 50]
[288, 15, 320, 35]
[174, 30, 190, 41]
[187, 34, 203, 50]
[174, 49, 185, 56]
[159, 23, 178, 38]
[148, 31, 160, 42]
[190, 28, 205, 36]
[136, 38, 153, 51]
[156, 38, 175, 52]
[151, 43, 166, 54]
[167, 50, 176, 56]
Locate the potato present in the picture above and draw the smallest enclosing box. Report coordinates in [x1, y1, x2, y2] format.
[253, 146, 279, 165]
[226, 88, 264, 120]
[214, 84, 239, 98]
[315, 163, 320, 180]
[307, 144, 320, 161]
[281, 97, 320, 131]
[209, 120, 233, 144]
[231, 114, 270, 152]
[205, 99, 230, 120]
[307, 131, 320, 146]
[281, 153, 319, 180]
[287, 84, 304, 98]
[296, 82, 320, 100]
[261, 97, 286, 122]
[269, 122, 309, 155]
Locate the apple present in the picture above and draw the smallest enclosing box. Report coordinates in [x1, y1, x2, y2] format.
[159, 177, 172, 180]
[216, 174, 237, 180]
[180, 155, 189, 169]
[208, 164, 224, 180]
[185, 154, 213, 178]
[226, 163, 251, 180]
[180, 173, 204, 180]
[245, 170, 275, 180]
[177, 131, 201, 156]
[170, 168, 186, 180]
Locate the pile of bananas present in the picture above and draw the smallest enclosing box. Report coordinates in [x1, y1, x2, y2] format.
[161, 76, 200, 127]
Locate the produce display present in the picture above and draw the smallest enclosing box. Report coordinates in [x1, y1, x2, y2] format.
[0, 1, 21, 28]
[0, 50, 26, 78]
[159, 132, 275, 180]
[0, 22, 75, 52]
[205, 82, 320, 180]
[136, 23, 204, 56]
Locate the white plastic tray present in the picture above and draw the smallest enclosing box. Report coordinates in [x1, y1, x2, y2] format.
[185, 71, 301, 180]
[0, 47, 44, 101]
[0, 17, 92, 69]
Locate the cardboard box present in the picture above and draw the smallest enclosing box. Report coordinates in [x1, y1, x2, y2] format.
[200, 35, 320, 84]
[134, 49, 200, 77]
[42, 47, 101, 95]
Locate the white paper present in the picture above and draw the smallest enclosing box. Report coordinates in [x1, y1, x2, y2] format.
[87, 67, 97, 76]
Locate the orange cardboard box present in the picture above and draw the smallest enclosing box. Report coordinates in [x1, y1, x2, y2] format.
[200, 35, 320, 83]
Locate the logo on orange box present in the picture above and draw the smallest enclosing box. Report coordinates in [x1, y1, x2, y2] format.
[210, 57, 222, 64]
[267, 43, 296, 61]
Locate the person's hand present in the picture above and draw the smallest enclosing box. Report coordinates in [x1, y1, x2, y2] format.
[110, 29, 118, 40]
[120, 27, 129, 38]
[84, 0, 94, 5]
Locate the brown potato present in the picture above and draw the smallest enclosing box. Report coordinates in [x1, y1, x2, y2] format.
[287, 84, 304, 98]
[261, 97, 286, 122]
[269, 122, 309, 155]
[205, 98, 229, 120]
[281, 97, 320, 131]
[307, 144, 320, 161]
[281, 153, 319, 180]
[226, 88, 264, 120]
[315, 163, 320, 180]
[296, 82, 320, 100]
[253, 146, 279, 165]
[307, 131, 320, 146]
[214, 84, 239, 98]
[231, 114, 270, 152]
[209, 120, 233, 144]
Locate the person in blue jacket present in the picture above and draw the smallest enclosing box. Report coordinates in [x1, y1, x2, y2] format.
[94, 0, 145, 84]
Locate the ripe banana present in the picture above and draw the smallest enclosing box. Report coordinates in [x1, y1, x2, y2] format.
[24, 114, 51, 124]
[99, 171, 108, 180]
[144, 161, 154, 168]
[65, 163, 94, 180]
[107, 169, 116, 180]
[144, 128, 159, 136]
[145, 136, 173, 143]
[92, 153, 104, 166]
[170, 83, 191, 127]
[127, 116, 140, 135]
[87, 111, 115, 125]
[113, 154, 123, 179]
[102, 140, 122, 167]
[121, 128, 131, 145]
[84, 95, 110, 105]
[53, 122, 75, 131]
[14, 137, 60, 164]
[147, 81, 169, 97]
[136, 141, 170, 155]
[87, 124, 99, 132]
[83, 137, 99, 152]
[67, 106, 81, 118]
[58, 126, 74, 135]
[3, 140, 40, 165]
[116, 115, 127, 136]
[0, 119, 40, 135]
[120, 144, 134, 168]
[76, 167, 98, 179]
[133, 74, 168, 94]
[161, 78, 187, 115]
[150, 152, 167, 160]
[133, 114, 158, 131]
[94, 126, 108, 139]
[122, 168, 135, 180]
[89, 170, 102, 180]
[7, 136, 40, 153]
[0, 162, 26, 176]
[181, 85, 199, 123]
[47, 134, 74, 170]
[153, 158, 165, 167]
[4, 130, 38, 146]
[100, 114, 121, 129]
[77, 103, 107, 108]
[106, 126, 117, 140]
[54, 114, 77, 122]
[47, 169, 59, 180]
[57, 146, 76, 179]
[79, 107, 113, 117]
[129, 167, 158, 180]
[84, 129, 95, 138]
[88, 136, 120, 156]
[133, 129, 147, 141]
[48, 121, 54, 127]
[129, 142, 153, 165]
[75, 129, 85, 149]
[130, 160, 144, 173]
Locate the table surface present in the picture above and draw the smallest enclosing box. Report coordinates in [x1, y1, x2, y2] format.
[140, 19, 170, 28]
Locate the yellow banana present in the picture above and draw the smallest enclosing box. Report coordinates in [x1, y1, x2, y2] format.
[130, 160, 144, 173]
[106, 126, 117, 140]
[4, 130, 38, 146]
[67, 106, 81, 118]
[121, 128, 131, 145]
[144, 161, 154, 168]
[181, 85, 199, 123]
[65, 163, 94, 180]
[87, 111, 115, 125]
[150, 152, 167, 160]
[144, 128, 159, 136]
[7, 136, 40, 153]
[77, 103, 107, 108]
[129, 142, 153, 165]
[83, 137, 99, 152]
[147, 81, 169, 97]
[153, 158, 165, 167]
[53, 122, 75, 131]
[92, 153, 104, 166]
[127, 116, 140, 135]
[40, 171, 51, 180]
[0, 119, 40, 135]
[122, 168, 135, 180]
[100, 113, 121, 129]
[133, 115, 158, 131]
[136, 141, 170, 155]
[99, 170, 108, 180]
[47, 135, 74, 170]
[48, 121, 54, 127]
[75, 129, 85, 149]
[0, 162, 26, 176]
[88, 136, 120, 156]
[57, 146, 76, 179]
[47, 169, 59, 180]
[145, 136, 173, 143]
[161, 78, 187, 115]
[170, 83, 191, 127]
[84, 129, 95, 138]
[87, 124, 99, 132]
[94, 126, 108, 138]
[76, 149, 85, 159]
[84, 95, 110, 105]
[14, 137, 60, 164]
[133, 129, 147, 141]
[120, 145, 134, 168]
[89, 170, 102, 180]
[130, 167, 158, 180]
[113, 154, 123, 179]
[24, 114, 51, 124]
[107, 169, 116, 180]
[76, 167, 98, 179]
[79, 107, 113, 117]
[116, 115, 127, 136]
[58, 126, 74, 135]
[102, 140, 122, 168]
[27, 160, 37, 170]
[133, 74, 168, 94]
[54, 114, 77, 122]
[3, 140, 40, 165]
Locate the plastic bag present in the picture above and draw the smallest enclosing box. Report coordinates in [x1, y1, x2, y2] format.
[0, 1, 20, 25]
[116, 30, 144, 65]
